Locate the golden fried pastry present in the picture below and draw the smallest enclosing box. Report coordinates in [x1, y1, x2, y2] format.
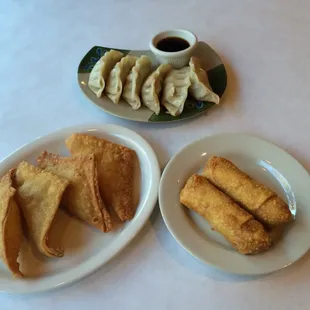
[14, 161, 69, 257]
[37, 151, 112, 232]
[180, 174, 271, 254]
[203, 156, 292, 226]
[0, 171, 23, 277]
[65, 134, 135, 221]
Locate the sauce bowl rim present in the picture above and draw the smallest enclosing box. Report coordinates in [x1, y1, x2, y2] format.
[149, 29, 198, 57]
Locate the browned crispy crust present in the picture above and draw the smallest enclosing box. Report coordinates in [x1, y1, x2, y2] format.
[65, 133, 135, 221]
[14, 161, 69, 258]
[180, 174, 271, 254]
[0, 171, 23, 277]
[37, 151, 112, 232]
[203, 156, 293, 226]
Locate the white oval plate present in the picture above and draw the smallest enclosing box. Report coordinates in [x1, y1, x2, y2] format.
[0, 124, 160, 293]
[159, 133, 310, 275]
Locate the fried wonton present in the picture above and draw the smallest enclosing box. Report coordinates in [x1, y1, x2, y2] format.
[37, 152, 112, 232]
[65, 134, 136, 221]
[14, 161, 69, 258]
[0, 171, 23, 277]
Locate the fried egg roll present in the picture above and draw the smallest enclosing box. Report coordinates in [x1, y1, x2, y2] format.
[203, 156, 292, 226]
[180, 174, 271, 254]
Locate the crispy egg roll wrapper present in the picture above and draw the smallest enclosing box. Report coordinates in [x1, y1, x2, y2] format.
[180, 174, 271, 254]
[203, 156, 292, 226]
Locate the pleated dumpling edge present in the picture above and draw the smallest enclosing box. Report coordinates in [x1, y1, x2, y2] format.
[88, 50, 124, 98]
[189, 56, 220, 104]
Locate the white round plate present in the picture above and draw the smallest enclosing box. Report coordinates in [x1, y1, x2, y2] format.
[0, 124, 160, 293]
[159, 133, 310, 275]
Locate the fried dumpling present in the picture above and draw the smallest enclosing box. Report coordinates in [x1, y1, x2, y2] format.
[14, 162, 69, 258]
[161, 66, 191, 116]
[189, 57, 220, 104]
[0, 171, 23, 277]
[141, 64, 172, 115]
[105, 55, 138, 104]
[65, 134, 136, 222]
[122, 55, 152, 110]
[37, 152, 112, 232]
[88, 49, 124, 98]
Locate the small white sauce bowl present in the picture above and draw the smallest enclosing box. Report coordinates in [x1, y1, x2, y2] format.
[149, 29, 198, 68]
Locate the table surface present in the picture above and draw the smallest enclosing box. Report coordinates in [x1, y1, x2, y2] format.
[1, 0, 310, 309]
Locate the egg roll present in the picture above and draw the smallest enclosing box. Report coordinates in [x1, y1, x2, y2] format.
[203, 156, 292, 226]
[65, 134, 136, 221]
[180, 174, 271, 254]
[0, 171, 23, 277]
[14, 162, 69, 257]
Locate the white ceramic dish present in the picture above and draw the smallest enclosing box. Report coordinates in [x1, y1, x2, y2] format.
[149, 29, 198, 68]
[159, 133, 310, 275]
[0, 124, 160, 294]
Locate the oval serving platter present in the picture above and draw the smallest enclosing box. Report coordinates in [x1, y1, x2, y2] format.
[0, 124, 161, 293]
[77, 42, 227, 122]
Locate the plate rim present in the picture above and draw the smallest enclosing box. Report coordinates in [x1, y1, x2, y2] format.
[159, 132, 310, 275]
[0, 123, 161, 294]
[77, 43, 227, 123]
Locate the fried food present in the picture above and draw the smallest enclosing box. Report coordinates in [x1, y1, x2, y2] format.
[180, 174, 271, 254]
[0, 171, 23, 277]
[203, 156, 292, 226]
[14, 161, 69, 257]
[65, 134, 136, 221]
[37, 152, 112, 232]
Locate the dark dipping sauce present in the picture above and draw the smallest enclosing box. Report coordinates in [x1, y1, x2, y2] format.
[156, 37, 190, 52]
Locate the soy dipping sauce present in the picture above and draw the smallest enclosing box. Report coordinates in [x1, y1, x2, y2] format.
[156, 37, 190, 52]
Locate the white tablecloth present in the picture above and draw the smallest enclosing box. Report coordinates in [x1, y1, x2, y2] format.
[1, 0, 310, 309]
